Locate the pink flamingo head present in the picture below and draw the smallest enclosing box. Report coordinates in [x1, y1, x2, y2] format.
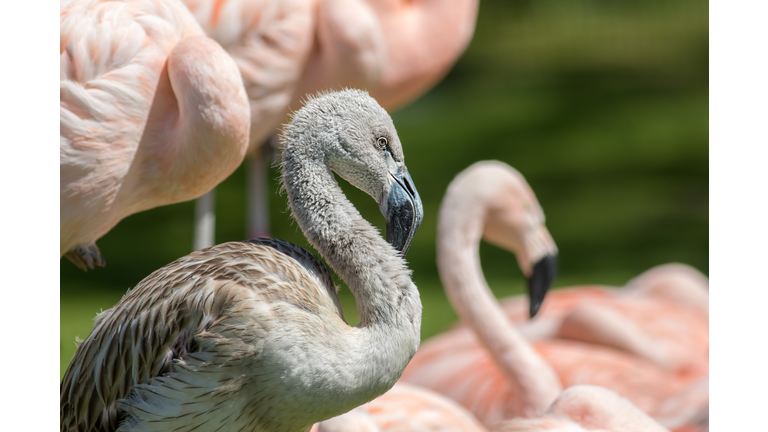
[443, 161, 559, 317]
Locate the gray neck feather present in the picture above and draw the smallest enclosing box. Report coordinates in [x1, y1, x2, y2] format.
[281, 120, 422, 378]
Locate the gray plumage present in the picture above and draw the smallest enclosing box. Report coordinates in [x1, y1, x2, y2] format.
[60, 89, 423, 432]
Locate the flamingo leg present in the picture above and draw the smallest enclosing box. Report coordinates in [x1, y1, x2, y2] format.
[247, 151, 271, 239]
[247, 134, 279, 239]
[193, 189, 216, 250]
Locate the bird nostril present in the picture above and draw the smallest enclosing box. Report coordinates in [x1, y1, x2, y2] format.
[403, 178, 415, 196]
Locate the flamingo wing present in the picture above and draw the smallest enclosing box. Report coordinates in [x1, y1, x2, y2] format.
[182, 0, 316, 148]
[60, 239, 341, 431]
[60, 0, 205, 255]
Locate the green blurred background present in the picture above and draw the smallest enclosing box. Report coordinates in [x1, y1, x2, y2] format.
[60, 0, 708, 377]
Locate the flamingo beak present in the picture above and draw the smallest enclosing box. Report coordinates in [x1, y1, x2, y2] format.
[527, 253, 558, 318]
[379, 156, 423, 257]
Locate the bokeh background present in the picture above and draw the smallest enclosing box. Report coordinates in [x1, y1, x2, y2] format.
[61, 0, 708, 377]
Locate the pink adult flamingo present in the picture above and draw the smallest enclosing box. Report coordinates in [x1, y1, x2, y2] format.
[311, 384, 672, 431]
[497, 264, 709, 380]
[60, 0, 251, 269]
[312, 384, 487, 432]
[185, 0, 479, 247]
[494, 385, 673, 432]
[399, 161, 708, 431]
[178, 0, 317, 246]
[293, 0, 480, 111]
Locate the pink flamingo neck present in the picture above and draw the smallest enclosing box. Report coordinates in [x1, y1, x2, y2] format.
[437, 180, 562, 417]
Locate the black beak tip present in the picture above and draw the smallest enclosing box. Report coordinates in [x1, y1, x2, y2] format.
[527, 253, 558, 319]
[384, 170, 423, 257]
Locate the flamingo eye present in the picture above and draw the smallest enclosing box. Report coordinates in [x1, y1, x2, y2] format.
[377, 137, 388, 149]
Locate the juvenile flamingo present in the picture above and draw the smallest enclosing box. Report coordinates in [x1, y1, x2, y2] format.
[60, 0, 251, 269]
[60, 89, 424, 431]
[399, 161, 708, 431]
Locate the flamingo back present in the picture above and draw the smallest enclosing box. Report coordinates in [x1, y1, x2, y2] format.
[181, 0, 316, 148]
[401, 335, 691, 427]
[501, 287, 709, 380]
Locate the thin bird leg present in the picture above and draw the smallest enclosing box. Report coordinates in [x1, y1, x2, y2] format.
[193, 189, 216, 250]
[247, 135, 277, 239]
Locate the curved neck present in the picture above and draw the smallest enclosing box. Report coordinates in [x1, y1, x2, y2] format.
[437, 192, 561, 417]
[281, 130, 422, 380]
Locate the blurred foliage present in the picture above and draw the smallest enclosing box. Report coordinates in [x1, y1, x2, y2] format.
[61, 0, 708, 377]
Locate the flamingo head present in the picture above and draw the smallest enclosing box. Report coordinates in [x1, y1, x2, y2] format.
[289, 89, 424, 256]
[453, 161, 559, 318]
